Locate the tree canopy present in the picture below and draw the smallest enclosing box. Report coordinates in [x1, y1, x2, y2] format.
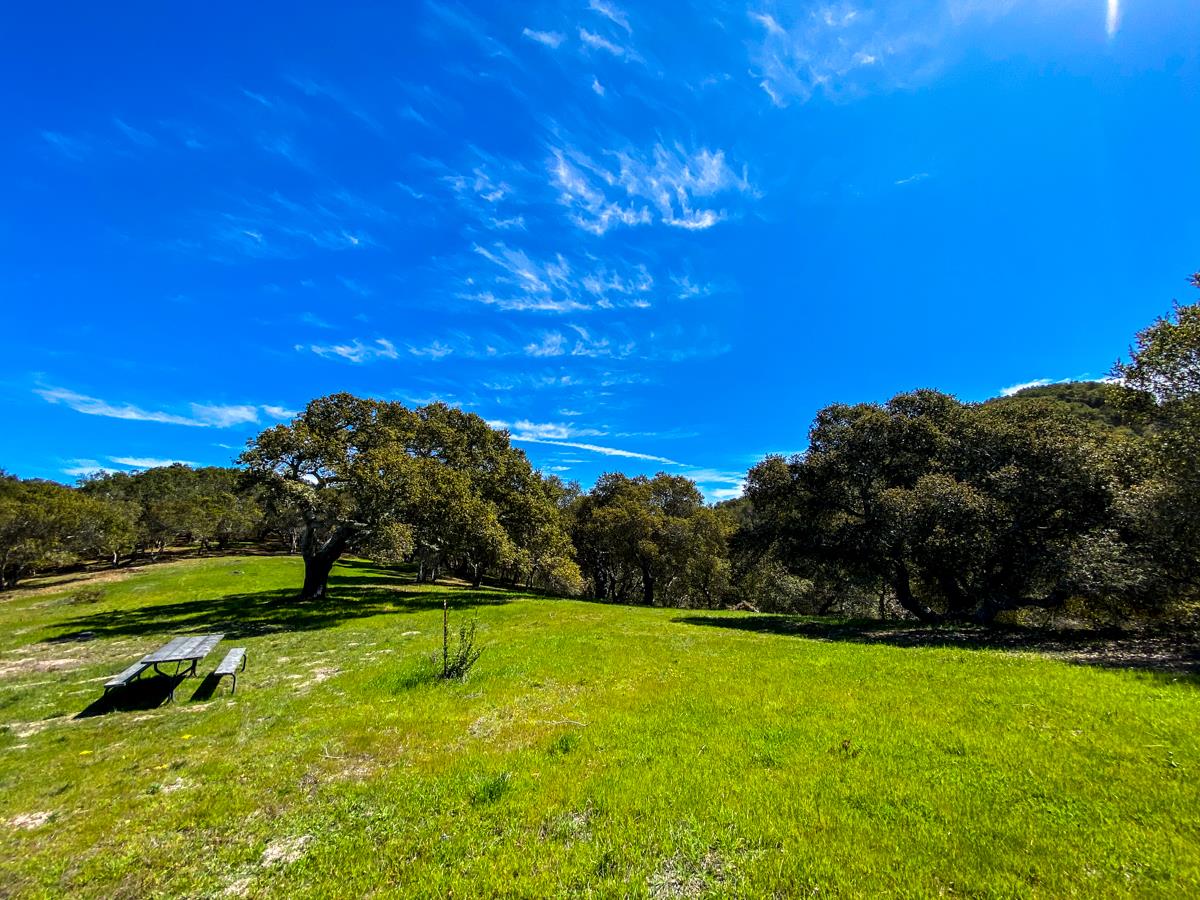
[239, 393, 579, 600]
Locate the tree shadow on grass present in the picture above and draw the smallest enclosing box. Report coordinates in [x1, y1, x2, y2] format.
[46, 581, 514, 644]
[673, 614, 1200, 681]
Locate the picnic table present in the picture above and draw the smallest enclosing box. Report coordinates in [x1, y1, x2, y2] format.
[105, 633, 224, 701]
[141, 634, 225, 678]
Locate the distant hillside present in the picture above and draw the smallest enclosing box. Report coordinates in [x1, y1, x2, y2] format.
[986, 380, 1156, 436]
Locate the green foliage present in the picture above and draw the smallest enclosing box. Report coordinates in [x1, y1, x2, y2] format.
[79, 464, 262, 558]
[68, 586, 106, 605]
[744, 390, 1141, 624]
[571, 472, 732, 607]
[441, 618, 483, 680]
[990, 379, 1155, 436]
[469, 771, 512, 805]
[0, 474, 139, 589]
[240, 394, 578, 600]
[1109, 275, 1200, 595]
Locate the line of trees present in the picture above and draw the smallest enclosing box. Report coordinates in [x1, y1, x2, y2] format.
[732, 272, 1200, 626]
[0, 464, 261, 588]
[3, 272, 1198, 630]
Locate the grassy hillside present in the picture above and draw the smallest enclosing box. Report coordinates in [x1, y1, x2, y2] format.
[1, 556, 1197, 897]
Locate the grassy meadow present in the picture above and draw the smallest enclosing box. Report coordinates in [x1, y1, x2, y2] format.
[0, 555, 1197, 897]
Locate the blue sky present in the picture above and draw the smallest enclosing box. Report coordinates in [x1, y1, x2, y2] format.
[2, 0, 1198, 500]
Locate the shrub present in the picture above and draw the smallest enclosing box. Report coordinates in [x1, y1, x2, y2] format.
[441, 618, 483, 680]
[68, 586, 105, 605]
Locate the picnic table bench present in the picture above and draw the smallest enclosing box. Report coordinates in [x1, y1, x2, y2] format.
[103, 633, 225, 701]
[213, 647, 247, 694]
[104, 661, 151, 694]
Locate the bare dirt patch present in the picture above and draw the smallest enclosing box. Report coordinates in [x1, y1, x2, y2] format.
[222, 876, 253, 897]
[8, 811, 53, 830]
[260, 834, 312, 867]
[8, 719, 62, 739]
[0, 635, 129, 680]
[0, 656, 82, 679]
[648, 850, 727, 899]
[298, 666, 340, 690]
[7, 567, 139, 604]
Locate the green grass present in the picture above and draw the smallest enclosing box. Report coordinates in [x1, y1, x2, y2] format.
[0, 556, 1197, 897]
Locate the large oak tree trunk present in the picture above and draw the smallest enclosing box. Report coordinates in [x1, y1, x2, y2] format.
[641, 563, 656, 606]
[299, 552, 338, 600]
[891, 561, 941, 624]
[297, 525, 352, 601]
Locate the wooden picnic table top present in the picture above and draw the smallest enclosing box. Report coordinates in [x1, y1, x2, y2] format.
[139, 633, 225, 665]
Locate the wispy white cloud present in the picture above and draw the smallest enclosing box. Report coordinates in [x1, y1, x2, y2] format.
[706, 484, 745, 501]
[488, 419, 607, 440]
[37, 387, 263, 428]
[481, 372, 580, 392]
[522, 27, 565, 48]
[462, 242, 655, 313]
[192, 187, 379, 262]
[259, 134, 313, 172]
[591, 77, 606, 97]
[672, 274, 711, 299]
[189, 403, 262, 428]
[338, 276, 373, 297]
[1106, 0, 1120, 38]
[748, 4, 898, 106]
[308, 338, 400, 363]
[749, 11, 786, 36]
[444, 165, 514, 205]
[41, 131, 91, 160]
[199, 189, 375, 261]
[999, 378, 1053, 396]
[468, 290, 588, 313]
[261, 405, 298, 419]
[548, 148, 652, 235]
[510, 436, 679, 464]
[63, 459, 122, 478]
[425, 0, 518, 63]
[109, 456, 196, 469]
[895, 172, 931, 186]
[113, 118, 157, 148]
[581, 264, 653, 307]
[524, 332, 568, 357]
[427, 149, 536, 231]
[747, 1, 1097, 107]
[549, 143, 754, 234]
[409, 340, 455, 360]
[242, 89, 273, 107]
[579, 28, 629, 58]
[588, 0, 632, 33]
[522, 326, 635, 359]
[286, 75, 381, 132]
[301, 312, 333, 328]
